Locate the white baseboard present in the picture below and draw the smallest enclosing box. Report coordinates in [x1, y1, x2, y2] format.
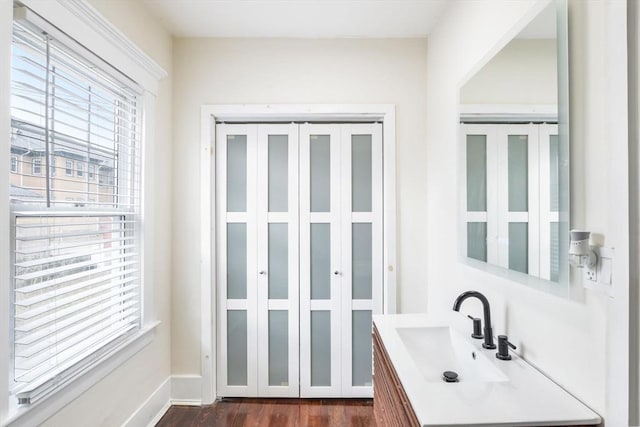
[170, 375, 202, 406]
[122, 375, 203, 427]
[122, 377, 171, 427]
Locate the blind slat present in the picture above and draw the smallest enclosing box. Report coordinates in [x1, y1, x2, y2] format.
[15, 243, 136, 268]
[15, 299, 139, 346]
[15, 259, 138, 294]
[15, 288, 139, 333]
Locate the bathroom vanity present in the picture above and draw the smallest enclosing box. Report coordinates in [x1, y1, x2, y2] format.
[373, 314, 601, 427]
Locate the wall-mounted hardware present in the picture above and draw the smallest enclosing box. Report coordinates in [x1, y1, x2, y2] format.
[568, 230, 597, 268]
[568, 230, 614, 293]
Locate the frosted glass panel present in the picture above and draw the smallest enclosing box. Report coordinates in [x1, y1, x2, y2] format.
[227, 135, 247, 212]
[467, 222, 487, 262]
[508, 135, 528, 212]
[311, 223, 330, 300]
[227, 310, 247, 386]
[227, 223, 247, 299]
[310, 135, 330, 212]
[269, 223, 288, 299]
[550, 222, 560, 282]
[352, 135, 372, 212]
[311, 311, 331, 387]
[466, 135, 487, 212]
[268, 310, 289, 386]
[509, 222, 528, 274]
[352, 223, 372, 299]
[352, 310, 373, 387]
[269, 135, 288, 212]
[550, 135, 559, 212]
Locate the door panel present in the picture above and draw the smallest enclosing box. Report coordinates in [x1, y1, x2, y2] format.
[299, 124, 343, 397]
[216, 124, 258, 397]
[257, 124, 299, 397]
[218, 122, 382, 399]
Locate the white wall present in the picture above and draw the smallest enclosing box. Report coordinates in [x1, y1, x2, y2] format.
[9, 2, 174, 426]
[460, 38, 557, 105]
[171, 38, 428, 374]
[425, 0, 628, 421]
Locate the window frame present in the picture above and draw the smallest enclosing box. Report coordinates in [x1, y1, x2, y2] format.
[65, 159, 73, 176]
[2, 2, 166, 425]
[31, 158, 42, 176]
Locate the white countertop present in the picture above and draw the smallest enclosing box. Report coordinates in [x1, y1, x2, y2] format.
[373, 313, 602, 427]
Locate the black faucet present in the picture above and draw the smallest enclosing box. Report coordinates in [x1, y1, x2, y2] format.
[452, 291, 496, 349]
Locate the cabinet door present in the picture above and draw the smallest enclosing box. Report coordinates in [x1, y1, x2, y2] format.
[256, 124, 300, 397]
[216, 124, 258, 396]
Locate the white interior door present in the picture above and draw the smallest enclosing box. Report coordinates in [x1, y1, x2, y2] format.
[216, 124, 258, 397]
[256, 124, 300, 397]
[299, 124, 343, 397]
[217, 121, 383, 399]
[339, 124, 383, 397]
[299, 123, 383, 398]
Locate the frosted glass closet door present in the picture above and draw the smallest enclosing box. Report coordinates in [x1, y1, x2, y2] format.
[299, 124, 343, 397]
[462, 124, 499, 265]
[299, 123, 382, 398]
[496, 124, 539, 275]
[340, 124, 382, 398]
[256, 125, 299, 397]
[216, 124, 258, 397]
[538, 124, 560, 281]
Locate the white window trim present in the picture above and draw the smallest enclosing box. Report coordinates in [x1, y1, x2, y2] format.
[2, 1, 166, 425]
[199, 104, 398, 405]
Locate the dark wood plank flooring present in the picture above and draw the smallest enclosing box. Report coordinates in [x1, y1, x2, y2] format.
[156, 398, 375, 427]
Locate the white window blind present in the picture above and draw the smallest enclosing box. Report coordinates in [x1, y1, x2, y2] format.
[10, 11, 143, 405]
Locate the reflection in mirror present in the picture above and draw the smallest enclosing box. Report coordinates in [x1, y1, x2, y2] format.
[459, 0, 569, 291]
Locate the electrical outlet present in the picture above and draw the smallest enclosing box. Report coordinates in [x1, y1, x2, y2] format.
[586, 267, 597, 282]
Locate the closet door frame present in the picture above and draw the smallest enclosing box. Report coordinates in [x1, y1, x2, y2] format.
[200, 105, 397, 404]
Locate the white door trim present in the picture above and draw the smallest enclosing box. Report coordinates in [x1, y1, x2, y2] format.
[200, 104, 397, 404]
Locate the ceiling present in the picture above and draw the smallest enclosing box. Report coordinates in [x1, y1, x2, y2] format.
[141, 0, 449, 38]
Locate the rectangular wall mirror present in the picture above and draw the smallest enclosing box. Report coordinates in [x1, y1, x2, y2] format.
[458, 0, 570, 296]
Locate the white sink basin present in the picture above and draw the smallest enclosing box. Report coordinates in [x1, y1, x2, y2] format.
[374, 313, 601, 426]
[396, 326, 508, 383]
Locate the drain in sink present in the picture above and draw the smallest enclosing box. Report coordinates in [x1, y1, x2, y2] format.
[442, 371, 459, 383]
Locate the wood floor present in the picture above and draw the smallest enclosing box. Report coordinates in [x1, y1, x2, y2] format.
[156, 398, 375, 427]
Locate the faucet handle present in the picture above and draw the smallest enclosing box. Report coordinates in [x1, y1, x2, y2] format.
[496, 335, 517, 360]
[466, 315, 483, 340]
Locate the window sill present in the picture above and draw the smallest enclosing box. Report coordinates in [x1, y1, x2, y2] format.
[3, 321, 160, 427]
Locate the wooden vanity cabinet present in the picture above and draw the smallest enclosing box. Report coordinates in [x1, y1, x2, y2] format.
[373, 325, 420, 427]
[372, 326, 599, 427]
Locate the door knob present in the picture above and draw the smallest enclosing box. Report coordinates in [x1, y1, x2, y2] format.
[259, 270, 267, 275]
[333, 271, 340, 276]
